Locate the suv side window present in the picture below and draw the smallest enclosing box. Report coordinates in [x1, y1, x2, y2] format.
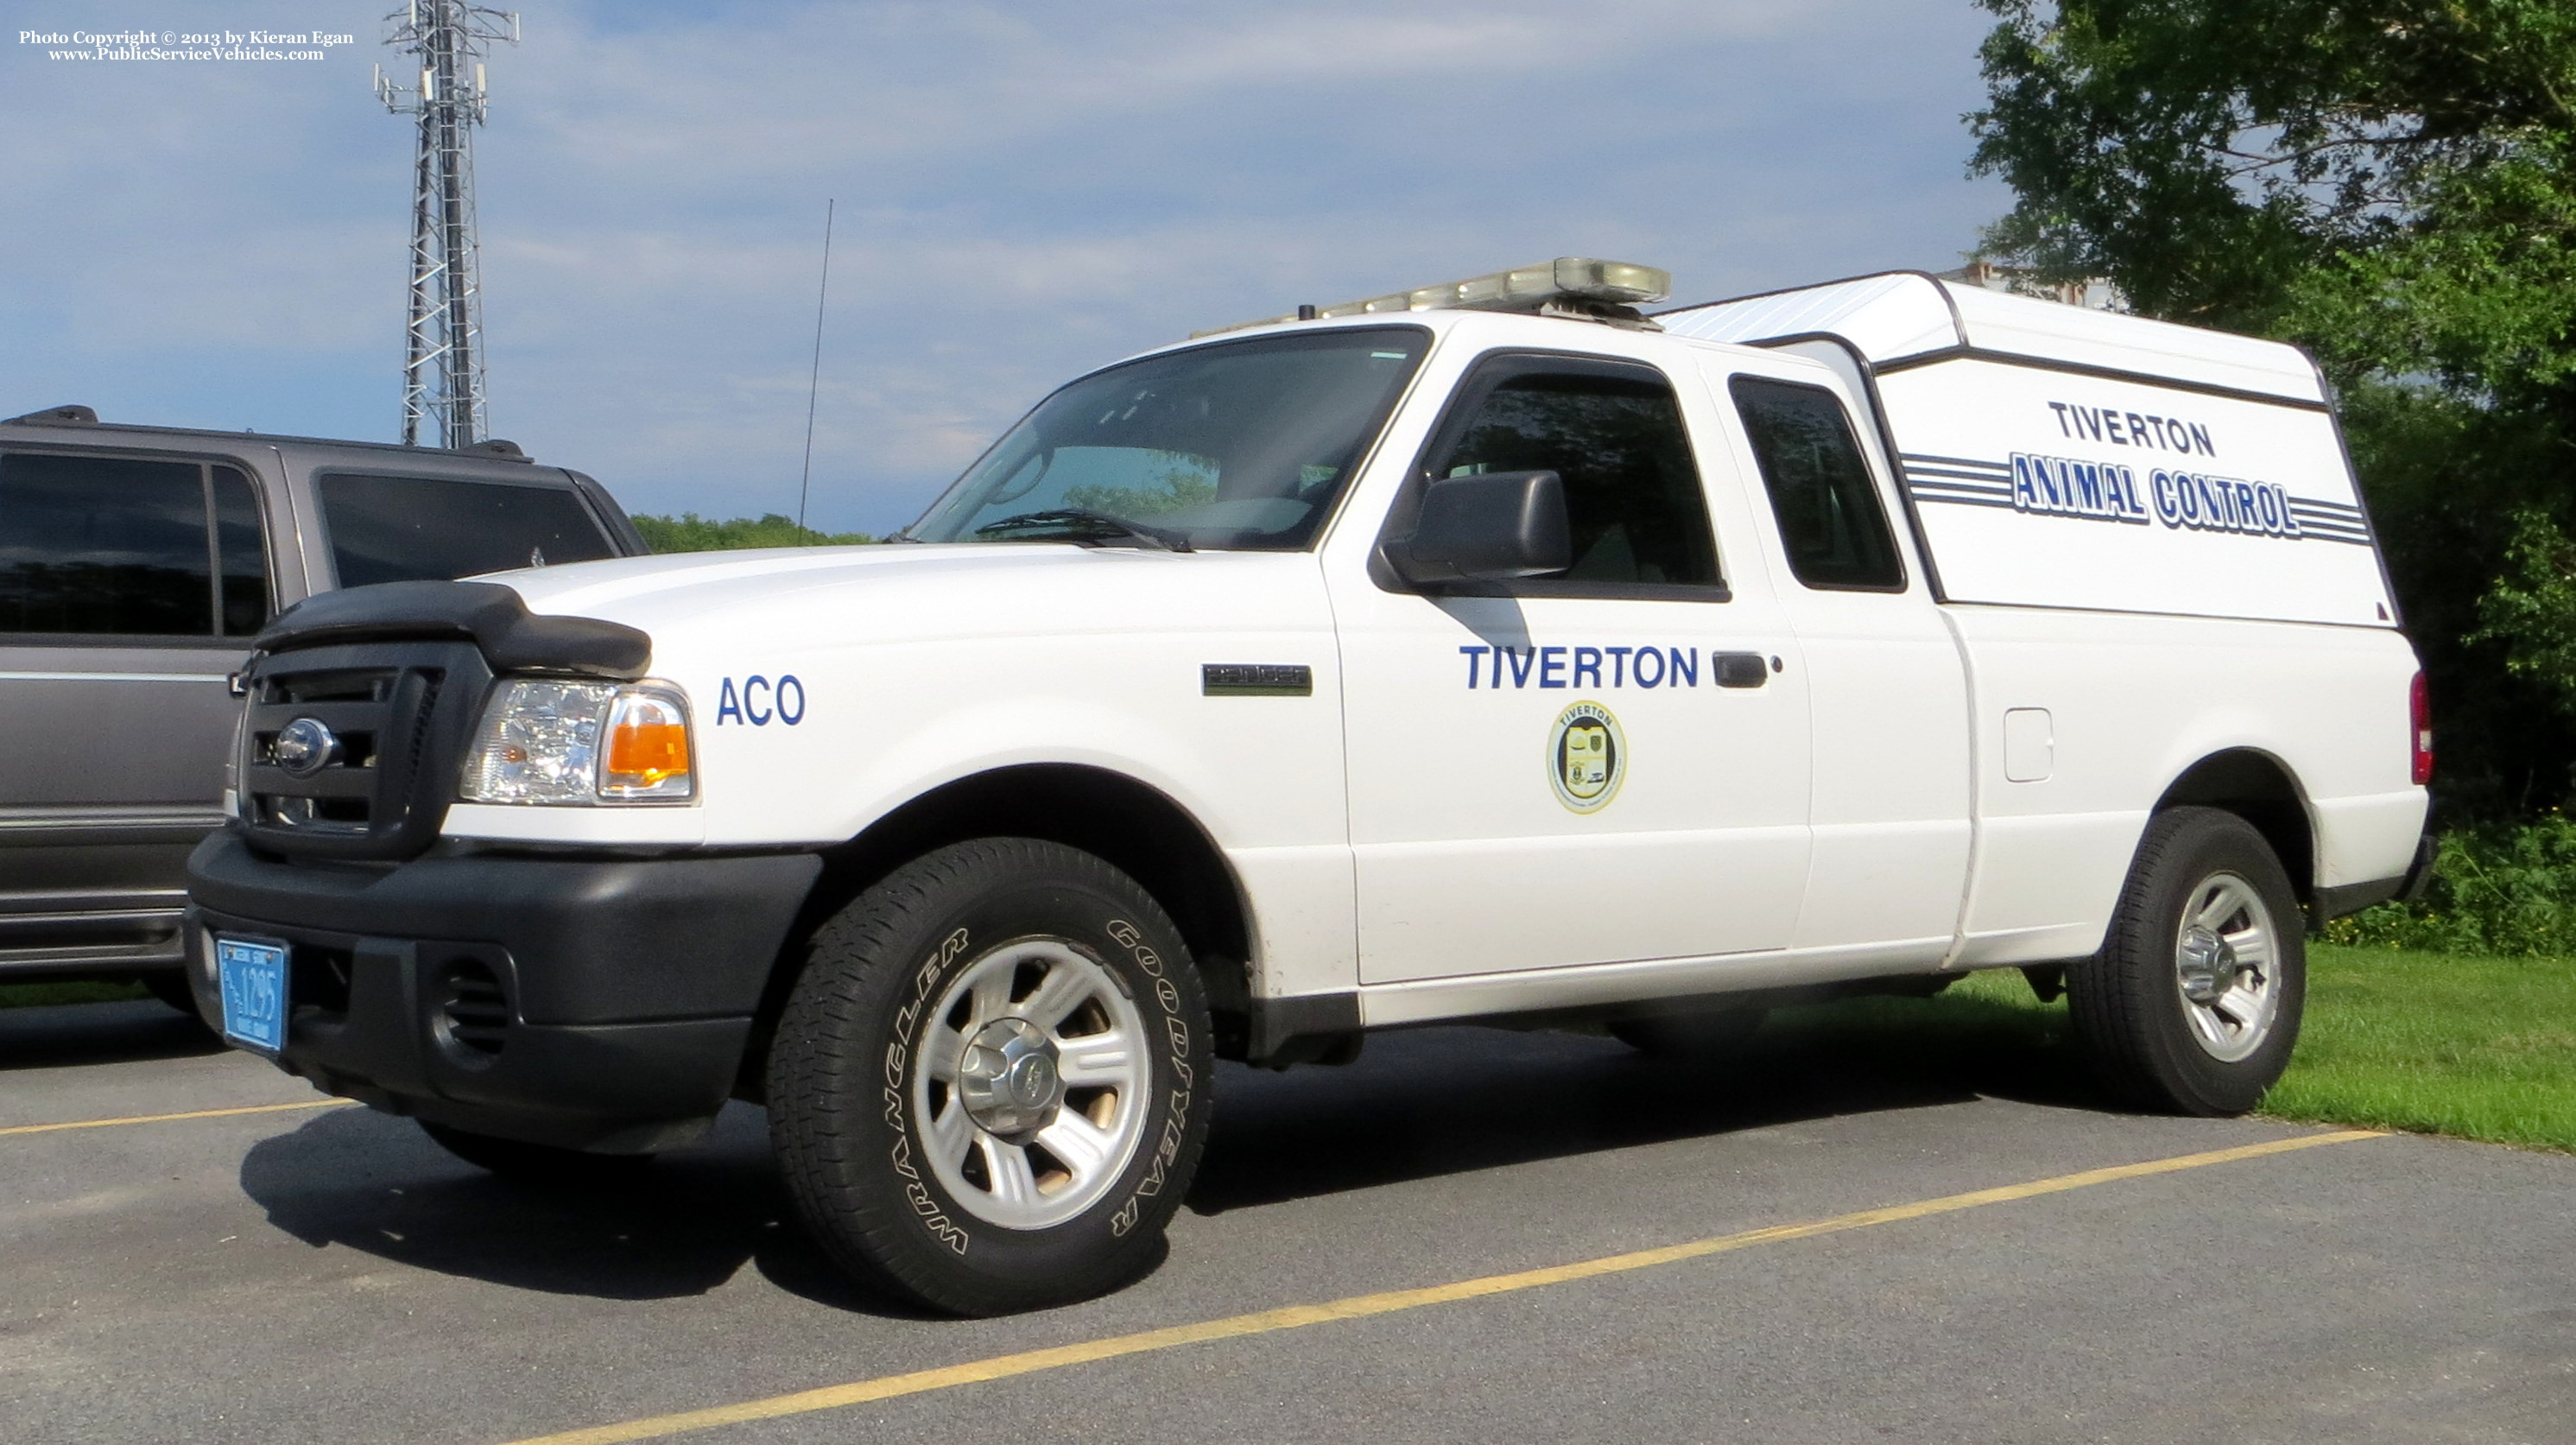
[1409, 354, 1725, 596]
[0, 453, 274, 637]
[1728, 376, 1903, 591]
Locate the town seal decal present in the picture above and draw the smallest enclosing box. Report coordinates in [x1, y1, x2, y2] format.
[1547, 700, 1625, 813]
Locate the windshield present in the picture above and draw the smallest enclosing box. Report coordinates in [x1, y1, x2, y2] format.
[908, 326, 1428, 551]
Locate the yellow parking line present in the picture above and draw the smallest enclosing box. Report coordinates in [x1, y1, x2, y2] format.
[0, 1098, 352, 1138]
[498, 1128, 2384, 1445]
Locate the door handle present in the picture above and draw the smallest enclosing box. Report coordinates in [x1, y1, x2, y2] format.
[1714, 651, 1770, 689]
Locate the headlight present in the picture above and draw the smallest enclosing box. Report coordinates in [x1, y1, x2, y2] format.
[459, 679, 696, 805]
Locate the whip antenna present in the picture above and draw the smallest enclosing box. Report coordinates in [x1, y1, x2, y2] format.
[798, 199, 836, 533]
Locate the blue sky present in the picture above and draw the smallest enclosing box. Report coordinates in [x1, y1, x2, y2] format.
[1, 1, 2014, 535]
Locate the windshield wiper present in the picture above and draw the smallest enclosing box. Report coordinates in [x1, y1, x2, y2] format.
[973, 509, 1195, 553]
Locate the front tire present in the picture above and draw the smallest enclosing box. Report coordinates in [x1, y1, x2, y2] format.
[2066, 807, 2305, 1116]
[768, 839, 1214, 1316]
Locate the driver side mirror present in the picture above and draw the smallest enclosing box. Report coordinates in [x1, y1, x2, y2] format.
[1383, 470, 1572, 587]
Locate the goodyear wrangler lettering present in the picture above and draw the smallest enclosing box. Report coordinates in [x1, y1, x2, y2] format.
[1106, 918, 1191, 1240]
[1459, 644, 1702, 690]
[885, 928, 972, 1256]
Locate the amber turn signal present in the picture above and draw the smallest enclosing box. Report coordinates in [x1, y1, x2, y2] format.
[600, 688, 695, 800]
[607, 720, 688, 784]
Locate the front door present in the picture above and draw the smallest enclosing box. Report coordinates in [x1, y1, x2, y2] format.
[1331, 349, 1813, 985]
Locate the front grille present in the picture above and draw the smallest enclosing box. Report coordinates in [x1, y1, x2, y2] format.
[433, 956, 511, 1061]
[268, 669, 394, 706]
[237, 641, 491, 862]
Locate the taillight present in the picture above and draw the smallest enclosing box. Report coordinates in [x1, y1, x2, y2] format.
[2409, 670, 2434, 786]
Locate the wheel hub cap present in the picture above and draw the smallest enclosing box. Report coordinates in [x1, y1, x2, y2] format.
[956, 1017, 1061, 1137]
[913, 937, 1153, 1231]
[2171, 871, 2282, 1064]
[2176, 925, 2239, 1003]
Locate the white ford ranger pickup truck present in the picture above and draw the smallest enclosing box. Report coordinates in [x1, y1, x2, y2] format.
[185, 261, 2434, 1315]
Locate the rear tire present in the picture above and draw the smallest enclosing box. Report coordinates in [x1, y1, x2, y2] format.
[2066, 807, 2305, 1116]
[420, 1122, 655, 1183]
[768, 838, 1214, 1316]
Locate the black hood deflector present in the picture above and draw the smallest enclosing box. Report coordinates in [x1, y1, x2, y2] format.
[253, 580, 650, 680]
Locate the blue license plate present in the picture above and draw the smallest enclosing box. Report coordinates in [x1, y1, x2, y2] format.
[216, 937, 289, 1055]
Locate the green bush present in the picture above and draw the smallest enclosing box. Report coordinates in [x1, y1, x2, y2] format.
[630, 513, 873, 552]
[2327, 815, 2576, 957]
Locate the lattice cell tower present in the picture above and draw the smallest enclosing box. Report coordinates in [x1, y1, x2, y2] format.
[376, 2, 518, 447]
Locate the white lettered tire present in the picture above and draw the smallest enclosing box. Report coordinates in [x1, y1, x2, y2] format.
[767, 839, 1213, 1315]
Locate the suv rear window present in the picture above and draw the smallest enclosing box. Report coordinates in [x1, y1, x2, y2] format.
[320, 473, 617, 588]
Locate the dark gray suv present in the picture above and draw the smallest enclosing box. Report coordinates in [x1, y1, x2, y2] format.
[0, 404, 648, 1007]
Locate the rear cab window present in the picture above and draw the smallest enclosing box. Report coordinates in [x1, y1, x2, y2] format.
[317, 472, 618, 587]
[1728, 376, 1905, 592]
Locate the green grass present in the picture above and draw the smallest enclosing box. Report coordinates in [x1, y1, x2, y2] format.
[0, 980, 148, 1009]
[1771, 945, 2576, 1153]
[2263, 943, 2576, 1150]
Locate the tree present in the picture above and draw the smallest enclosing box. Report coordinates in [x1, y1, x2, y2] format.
[1969, 0, 2576, 815]
[629, 512, 874, 552]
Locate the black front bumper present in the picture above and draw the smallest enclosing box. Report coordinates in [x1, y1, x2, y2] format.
[187, 832, 820, 1151]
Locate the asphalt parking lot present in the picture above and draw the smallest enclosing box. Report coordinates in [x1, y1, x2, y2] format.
[4, 998, 2573, 1445]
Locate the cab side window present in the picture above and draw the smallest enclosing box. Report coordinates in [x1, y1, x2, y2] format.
[0, 453, 273, 637]
[1729, 376, 1903, 591]
[1421, 357, 1724, 593]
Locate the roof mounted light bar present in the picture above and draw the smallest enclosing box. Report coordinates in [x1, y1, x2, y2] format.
[1196, 257, 1671, 338]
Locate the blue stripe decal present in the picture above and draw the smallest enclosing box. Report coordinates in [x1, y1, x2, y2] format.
[1900, 454, 2376, 543]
